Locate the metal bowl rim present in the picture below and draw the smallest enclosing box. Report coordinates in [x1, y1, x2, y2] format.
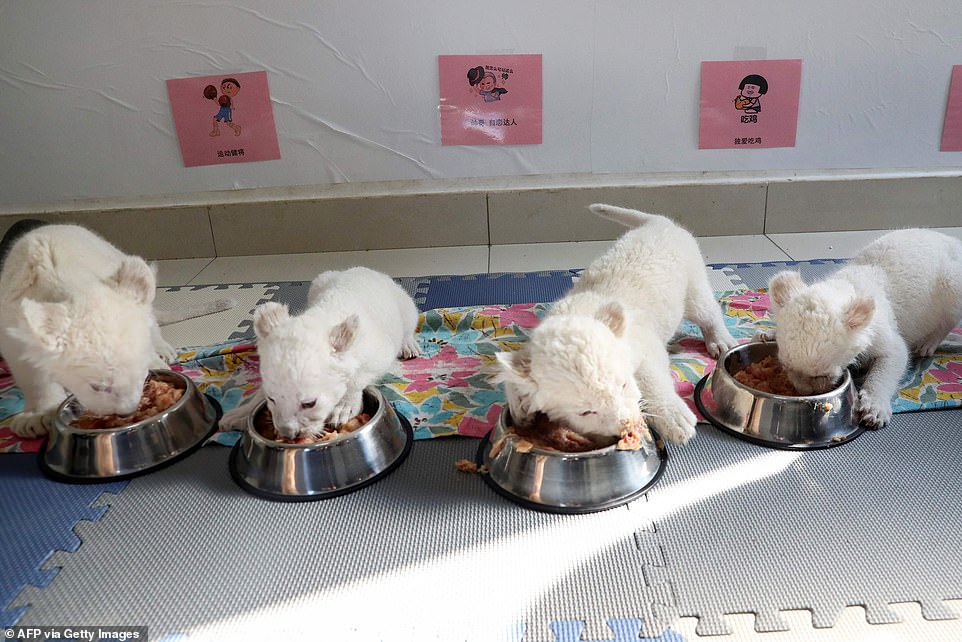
[53, 369, 195, 435]
[245, 386, 389, 450]
[229, 407, 414, 502]
[719, 342, 853, 401]
[475, 426, 669, 514]
[494, 408, 658, 459]
[694, 373, 866, 451]
[40, 393, 221, 484]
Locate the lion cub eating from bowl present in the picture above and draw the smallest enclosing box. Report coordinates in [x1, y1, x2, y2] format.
[495, 204, 737, 445]
[220, 267, 421, 441]
[766, 228, 962, 428]
[0, 223, 180, 438]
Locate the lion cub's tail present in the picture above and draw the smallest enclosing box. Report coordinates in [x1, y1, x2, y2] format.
[587, 203, 668, 229]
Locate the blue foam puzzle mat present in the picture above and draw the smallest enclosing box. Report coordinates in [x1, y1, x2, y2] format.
[265, 271, 580, 314]
[410, 270, 579, 310]
[0, 454, 127, 626]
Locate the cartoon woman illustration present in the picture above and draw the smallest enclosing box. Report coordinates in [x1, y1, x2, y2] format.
[734, 74, 767, 114]
[205, 77, 241, 137]
[467, 66, 507, 102]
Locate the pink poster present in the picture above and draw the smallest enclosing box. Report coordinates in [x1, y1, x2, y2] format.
[166, 70, 281, 167]
[699, 59, 802, 150]
[438, 54, 542, 146]
[940, 65, 962, 151]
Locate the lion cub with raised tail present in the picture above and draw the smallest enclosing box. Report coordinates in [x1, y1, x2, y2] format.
[495, 204, 737, 445]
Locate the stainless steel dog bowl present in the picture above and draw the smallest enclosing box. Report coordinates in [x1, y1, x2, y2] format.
[229, 386, 413, 501]
[41, 369, 220, 482]
[476, 408, 667, 514]
[695, 341, 863, 450]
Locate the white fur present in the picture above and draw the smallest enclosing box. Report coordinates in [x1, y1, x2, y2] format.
[0, 225, 175, 437]
[767, 228, 962, 428]
[219, 267, 421, 439]
[494, 204, 737, 444]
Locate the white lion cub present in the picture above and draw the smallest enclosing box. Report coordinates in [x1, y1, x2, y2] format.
[0, 223, 176, 437]
[494, 204, 737, 445]
[220, 267, 421, 440]
[767, 228, 962, 428]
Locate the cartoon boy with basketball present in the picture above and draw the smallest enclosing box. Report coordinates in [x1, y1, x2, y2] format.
[205, 77, 241, 136]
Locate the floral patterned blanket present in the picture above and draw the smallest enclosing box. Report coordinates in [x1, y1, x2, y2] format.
[2, 291, 960, 453]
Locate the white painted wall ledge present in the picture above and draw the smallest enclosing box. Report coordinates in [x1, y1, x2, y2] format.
[3, 167, 962, 216]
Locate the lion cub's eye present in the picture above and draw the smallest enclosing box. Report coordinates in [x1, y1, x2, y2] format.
[579, 410, 596, 417]
[301, 400, 317, 409]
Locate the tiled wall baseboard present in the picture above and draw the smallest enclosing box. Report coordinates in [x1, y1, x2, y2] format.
[2, 172, 959, 259]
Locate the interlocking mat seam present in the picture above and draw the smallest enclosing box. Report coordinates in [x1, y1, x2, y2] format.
[1, 453, 127, 626]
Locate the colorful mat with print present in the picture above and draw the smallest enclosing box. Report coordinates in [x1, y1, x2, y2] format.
[1, 292, 960, 452]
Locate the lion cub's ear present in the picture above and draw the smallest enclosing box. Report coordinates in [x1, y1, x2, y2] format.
[494, 347, 532, 383]
[768, 271, 806, 310]
[20, 298, 71, 353]
[330, 314, 359, 354]
[493, 348, 537, 421]
[253, 302, 291, 339]
[109, 257, 156, 305]
[844, 295, 875, 331]
[595, 300, 627, 337]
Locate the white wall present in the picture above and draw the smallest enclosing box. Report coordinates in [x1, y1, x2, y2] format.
[1, 0, 961, 210]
